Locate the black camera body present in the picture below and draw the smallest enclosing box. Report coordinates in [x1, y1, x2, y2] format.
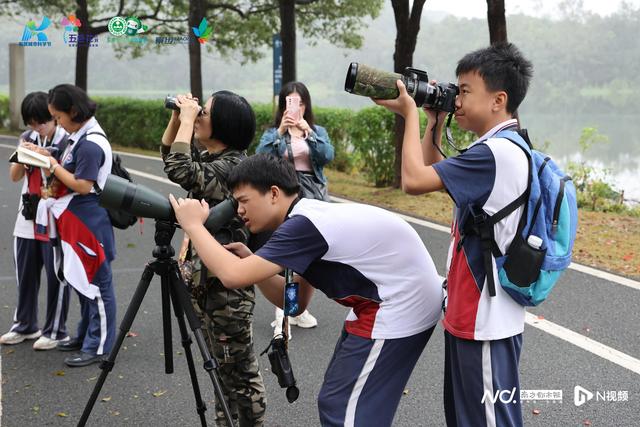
[424, 81, 459, 113]
[265, 337, 299, 403]
[402, 68, 459, 113]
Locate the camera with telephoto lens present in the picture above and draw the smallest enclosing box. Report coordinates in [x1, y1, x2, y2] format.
[164, 95, 203, 115]
[262, 336, 299, 403]
[344, 62, 459, 113]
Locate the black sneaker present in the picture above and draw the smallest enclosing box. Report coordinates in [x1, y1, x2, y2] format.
[57, 337, 83, 352]
[64, 352, 103, 367]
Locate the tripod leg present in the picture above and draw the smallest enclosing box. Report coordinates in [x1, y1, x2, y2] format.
[168, 270, 208, 427]
[168, 265, 236, 427]
[78, 264, 156, 427]
[161, 274, 174, 374]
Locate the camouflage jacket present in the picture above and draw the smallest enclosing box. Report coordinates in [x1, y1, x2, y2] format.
[161, 141, 248, 284]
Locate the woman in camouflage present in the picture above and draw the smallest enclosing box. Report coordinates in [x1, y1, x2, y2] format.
[161, 91, 266, 426]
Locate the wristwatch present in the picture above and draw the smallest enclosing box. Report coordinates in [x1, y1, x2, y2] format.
[49, 163, 59, 174]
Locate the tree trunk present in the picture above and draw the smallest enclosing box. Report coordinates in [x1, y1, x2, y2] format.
[487, 0, 508, 44]
[188, 0, 205, 101]
[74, 0, 90, 90]
[279, 0, 296, 84]
[391, 0, 426, 188]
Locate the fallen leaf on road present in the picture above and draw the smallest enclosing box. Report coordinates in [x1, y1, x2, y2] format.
[537, 315, 545, 320]
[152, 390, 167, 397]
[54, 370, 65, 376]
[56, 412, 69, 417]
[4, 349, 15, 355]
[102, 396, 112, 402]
[32, 406, 40, 412]
[110, 411, 121, 416]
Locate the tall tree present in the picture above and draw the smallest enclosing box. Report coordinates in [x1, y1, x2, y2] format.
[487, 0, 508, 44]
[277, 0, 383, 85]
[390, 0, 426, 188]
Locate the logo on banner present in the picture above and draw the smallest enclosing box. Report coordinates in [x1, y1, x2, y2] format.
[108, 16, 148, 44]
[192, 18, 212, 44]
[61, 14, 97, 47]
[19, 16, 52, 47]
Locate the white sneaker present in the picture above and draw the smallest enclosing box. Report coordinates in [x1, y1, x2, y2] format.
[289, 310, 318, 329]
[0, 330, 42, 345]
[271, 309, 291, 340]
[33, 335, 70, 351]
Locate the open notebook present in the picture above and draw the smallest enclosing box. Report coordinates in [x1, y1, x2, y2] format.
[9, 146, 51, 169]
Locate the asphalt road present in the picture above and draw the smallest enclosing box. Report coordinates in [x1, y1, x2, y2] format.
[0, 136, 638, 426]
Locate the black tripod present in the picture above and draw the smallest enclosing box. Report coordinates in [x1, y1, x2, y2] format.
[78, 220, 234, 427]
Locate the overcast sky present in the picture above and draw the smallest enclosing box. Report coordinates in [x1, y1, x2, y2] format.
[427, 0, 639, 18]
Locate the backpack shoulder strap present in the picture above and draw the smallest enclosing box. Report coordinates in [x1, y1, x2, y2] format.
[485, 130, 532, 227]
[83, 131, 109, 194]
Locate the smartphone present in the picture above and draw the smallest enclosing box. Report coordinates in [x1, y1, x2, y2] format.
[286, 95, 301, 122]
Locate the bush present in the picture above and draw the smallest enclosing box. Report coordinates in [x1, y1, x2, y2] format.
[94, 97, 168, 151]
[350, 107, 396, 187]
[0, 94, 10, 128]
[314, 107, 357, 173]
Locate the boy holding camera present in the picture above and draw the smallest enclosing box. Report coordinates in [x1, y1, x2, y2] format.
[161, 91, 266, 426]
[169, 153, 444, 427]
[2, 92, 70, 350]
[376, 43, 533, 426]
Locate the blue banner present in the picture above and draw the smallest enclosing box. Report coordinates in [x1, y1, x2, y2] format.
[273, 33, 282, 96]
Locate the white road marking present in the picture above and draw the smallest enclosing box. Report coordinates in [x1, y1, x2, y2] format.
[525, 312, 640, 375]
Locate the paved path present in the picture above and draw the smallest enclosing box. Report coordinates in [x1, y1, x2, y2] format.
[0, 138, 638, 426]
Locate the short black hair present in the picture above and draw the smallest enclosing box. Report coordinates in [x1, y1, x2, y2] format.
[456, 43, 533, 114]
[48, 84, 97, 123]
[209, 90, 256, 150]
[21, 92, 52, 126]
[228, 153, 300, 196]
[273, 81, 316, 129]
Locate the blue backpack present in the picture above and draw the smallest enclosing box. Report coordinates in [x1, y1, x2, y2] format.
[463, 129, 578, 306]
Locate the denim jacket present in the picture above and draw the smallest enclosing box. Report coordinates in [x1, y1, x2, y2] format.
[256, 125, 334, 184]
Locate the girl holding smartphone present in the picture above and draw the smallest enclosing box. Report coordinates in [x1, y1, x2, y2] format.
[256, 81, 334, 337]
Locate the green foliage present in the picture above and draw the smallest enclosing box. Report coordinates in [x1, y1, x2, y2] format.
[349, 107, 395, 187]
[93, 97, 169, 151]
[314, 107, 358, 173]
[566, 126, 631, 213]
[249, 103, 274, 154]
[0, 94, 9, 128]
